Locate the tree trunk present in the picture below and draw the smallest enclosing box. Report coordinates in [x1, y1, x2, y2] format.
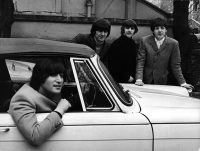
[0, 0, 14, 38]
[173, 0, 190, 82]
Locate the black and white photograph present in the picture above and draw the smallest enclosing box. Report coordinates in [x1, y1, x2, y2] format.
[0, 0, 200, 150]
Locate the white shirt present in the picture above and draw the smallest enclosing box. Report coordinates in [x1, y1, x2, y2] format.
[155, 37, 165, 49]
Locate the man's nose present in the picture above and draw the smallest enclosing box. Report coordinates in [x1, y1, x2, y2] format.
[158, 27, 163, 31]
[55, 74, 63, 81]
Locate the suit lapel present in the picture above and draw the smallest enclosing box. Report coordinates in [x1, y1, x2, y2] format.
[157, 36, 168, 53]
[149, 36, 159, 52]
[88, 35, 96, 50]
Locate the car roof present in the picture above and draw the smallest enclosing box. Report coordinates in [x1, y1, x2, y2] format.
[0, 38, 95, 57]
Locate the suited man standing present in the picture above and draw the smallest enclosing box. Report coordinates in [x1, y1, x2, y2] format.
[135, 18, 193, 90]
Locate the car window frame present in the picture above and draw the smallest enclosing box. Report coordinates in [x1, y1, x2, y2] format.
[70, 57, 115, 112]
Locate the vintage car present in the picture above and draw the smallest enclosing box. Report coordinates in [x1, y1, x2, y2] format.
[0, 38, 200, 151]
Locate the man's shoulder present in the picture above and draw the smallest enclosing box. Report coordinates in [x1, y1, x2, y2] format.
[141, 35, 178, 44]
[142, 35, 152, 39]
[71, 33, 92, 44]
[12, 84, 40, 101]
[109, 36, 120, 44]
[141, 34, 152, 39]
[104, 37, 113, 45]
[166, 36, 178, 44]
[74, 33, 90, 40]
[9, 84, 37, 110]
[140, 35, 154, 43]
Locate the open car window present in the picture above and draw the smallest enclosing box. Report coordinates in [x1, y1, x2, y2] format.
[0, 56, 83, 112]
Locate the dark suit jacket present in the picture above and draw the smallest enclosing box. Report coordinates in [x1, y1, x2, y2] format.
[136, 35, 186, 85]
[107, 35, 137, 83]
[8, 84, 63, 146]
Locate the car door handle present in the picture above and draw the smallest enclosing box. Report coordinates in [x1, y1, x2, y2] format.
[0, 128, 10, 132]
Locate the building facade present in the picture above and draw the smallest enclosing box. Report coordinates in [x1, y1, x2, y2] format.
[11, 0, 172, 41]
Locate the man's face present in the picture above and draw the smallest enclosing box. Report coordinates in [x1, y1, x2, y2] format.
[94, 30, 108, 43]
[153, 26, 167, 40]
[123, 27, 135, 38]
[40, 73, 64, 95]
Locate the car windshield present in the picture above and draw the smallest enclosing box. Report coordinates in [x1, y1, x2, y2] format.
[99, 61, 133, 106]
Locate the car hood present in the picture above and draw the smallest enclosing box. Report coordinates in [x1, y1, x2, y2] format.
[121, 84, 200, 123]
[121, 83, 189, 97]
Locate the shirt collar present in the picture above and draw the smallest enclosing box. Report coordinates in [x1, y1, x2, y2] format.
[155, 37, 165, 45]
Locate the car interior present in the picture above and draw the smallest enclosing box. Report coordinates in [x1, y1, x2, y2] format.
[0, 57, 83, 112]
[0, 59, 16, 112]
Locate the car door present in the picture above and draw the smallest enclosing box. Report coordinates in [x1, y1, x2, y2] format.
[0, 113, 152, 151]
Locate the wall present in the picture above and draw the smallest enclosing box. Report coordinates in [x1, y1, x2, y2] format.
[135, 1, 166, 19]
[11, 0, 172, 41]
[11, 19, 173, 42]
[14, 0, 62, 14]
[95, 0, 125, 19]
[11, 22, 127, 41]
[94, 0, 170, 19]
[13, 0, 170, 18]
[61, 0, 91, 17]
[13, 0, 95, 16]
[11, 21, 91, 41]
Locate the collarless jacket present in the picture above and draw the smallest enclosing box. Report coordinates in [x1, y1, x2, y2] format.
[8, 84, 63, 146]
[107, 35, 137, 83]
[136, 35, 186, 85]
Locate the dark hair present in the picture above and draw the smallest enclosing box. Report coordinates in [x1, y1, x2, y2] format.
[30, 58, 66, 91]
[150, 18, 167, 31]
[90, 18, 111, 37]
[121, 19, 138, 35]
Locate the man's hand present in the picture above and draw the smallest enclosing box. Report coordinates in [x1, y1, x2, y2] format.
[135, 80, 144, 86]
[55, 99, 71, 115]
[128, 76, 134, 83]
[181, 83, 194, 92]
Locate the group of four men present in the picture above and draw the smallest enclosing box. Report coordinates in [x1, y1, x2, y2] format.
[72, 17, 193, 90]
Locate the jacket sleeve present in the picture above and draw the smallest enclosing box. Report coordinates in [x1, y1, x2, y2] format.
[107, 41, 117, 75]
[170, 41, 186, 85]
[9, 95, 63, 146]
[131, 42, 138, 78]
[135, 38, 146, 80]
